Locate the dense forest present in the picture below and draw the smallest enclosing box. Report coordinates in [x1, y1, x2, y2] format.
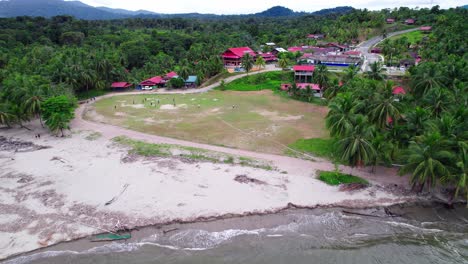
[0, 6, 466, 202]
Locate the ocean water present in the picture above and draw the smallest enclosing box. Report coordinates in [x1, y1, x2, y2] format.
[4, 204, 468, 264]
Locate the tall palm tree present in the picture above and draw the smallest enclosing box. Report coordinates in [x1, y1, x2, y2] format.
[278, 58, 289, 70]
[337, 115, 377, 167]
[241, 53, 254, 73]
[399, 132, 454, 191]
[314, 64, 329, 91]
[255, 56, 266, 70]
[326, 93, 361, 137]
[365, 62, 387, 81]
[24, 95, 44, 127]
[343, 65, 359, 82]
[405, 107, 431, 136]
[411, 63, 446, 96]
[0, 104, 14, 128]
[370, 82, 403, 128]
[422, 87, 455, 117]
[179, 66, 190, 82]
[323, 78, 341, 100]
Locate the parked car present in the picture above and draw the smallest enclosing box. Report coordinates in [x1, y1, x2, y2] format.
[142, 86, 153, 90]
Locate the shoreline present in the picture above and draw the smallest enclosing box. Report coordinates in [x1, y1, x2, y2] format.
[5, 199, 448, 262]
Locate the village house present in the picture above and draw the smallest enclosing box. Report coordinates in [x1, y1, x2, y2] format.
[420, 26, 432, 33]
[185, 76, 198, 88]
[111, 82, 132, 90]
[386, 18, 395, 24]
[139, 76, 165, 89]
[221, 47, 256, 67]
[258, 52, 278, 63]
[287, 46, 303, 53]
[326, 42, 350, 52]
[405, 18, 415, 25]
[293, 65, 315, 83]
[164, 71, 179, 80]
[307, 34, 325, 40]
[300, 53, 361, 67]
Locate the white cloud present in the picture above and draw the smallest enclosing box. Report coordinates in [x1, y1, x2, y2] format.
[77, 0, 466, 14]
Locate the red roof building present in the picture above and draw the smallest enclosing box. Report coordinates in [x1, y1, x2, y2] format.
[260, 53, 278, 62]
[111, 82, 132, 89]
[386, 18, 395, 24]
[293, 65, 315, 83]
[288, 46, 303, 52]
[140, 76, 164, 87]
[307, 34, 325, 40]
[326, 42, 350, 52]
[392, 86, 406, 95]
[165, 71, 178, 79]
[221, 47, 256, 66]
[405, 19, 415, 25]
[420, 26, 432, 32]
[344, 50, 362, 56]
[296, 83, 321, 91]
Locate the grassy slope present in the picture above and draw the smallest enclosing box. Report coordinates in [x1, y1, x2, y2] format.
[287, 138, 336, 160]
[387, 30, 424, 44]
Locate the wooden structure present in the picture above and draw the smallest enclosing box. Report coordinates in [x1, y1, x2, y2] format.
[293, 65, 315, 83]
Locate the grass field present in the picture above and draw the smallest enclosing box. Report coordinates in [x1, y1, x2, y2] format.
[387, 30, 424, 44]
[88, 90, 328, 154]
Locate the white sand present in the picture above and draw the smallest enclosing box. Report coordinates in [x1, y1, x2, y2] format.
[0, 123, 412, 260]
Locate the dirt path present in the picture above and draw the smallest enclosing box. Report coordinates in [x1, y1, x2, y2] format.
[72, 66, 408, 187]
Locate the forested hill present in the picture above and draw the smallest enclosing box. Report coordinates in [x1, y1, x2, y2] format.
[0, 0, 353, 20]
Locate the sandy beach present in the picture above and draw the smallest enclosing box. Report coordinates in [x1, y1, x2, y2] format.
[0, 117, 417, 260]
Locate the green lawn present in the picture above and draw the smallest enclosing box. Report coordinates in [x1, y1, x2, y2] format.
[217, 71, 294, 91]
[318, 171, 369, 186]
[287, 138, 336, 160]
[88, 90, 328, 155]
[388, 30, 424, 44]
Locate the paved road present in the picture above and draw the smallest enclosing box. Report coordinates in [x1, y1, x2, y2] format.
[357, 28, 419, 72]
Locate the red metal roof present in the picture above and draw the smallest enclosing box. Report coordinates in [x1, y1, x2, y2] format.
[222, 47, 256, 58]
[111, 82, 132, 88]
[296, 83, 321, 91]
[141, 76, 163, 85]
[166, 71, 178, 78]
[293, 65, 315, 72]
[344, 50, 361, 56]
[420, 26, 432, 31]
[393, 86, 406, 95]
[288, 46, 303, 52]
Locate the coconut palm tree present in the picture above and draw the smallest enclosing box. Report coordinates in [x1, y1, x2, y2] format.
[241, 53, 254, 73]
[24, 95, 44, 127]
[411, 63, 446, 96]
[399, 132, 454, 191]
[255, 56, 266, 70]
[278, 58, 289, 70]
[422, 87, 455, 117]
[314, 64, 329, 91]
[343, 65, 359, 82]
[370, 82, 403, 128]
[337, 115, 377, 167]
[179, 66, 190, 82]
[323, 78, 341, 100]
[365, 62, 387, 81]
[0, 104, 14, 128]
[326, 93, 361, 137]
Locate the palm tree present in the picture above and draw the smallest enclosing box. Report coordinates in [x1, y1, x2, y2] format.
[241, 53, 254, 73]
[278, 58, 289, 70]
[255, 56, 266, 70]
[0, 104, 14, 128]
[314, 64, 329, 92]
[411, 63, 446, 96]
[365, 62, 387, 81]
[24, 95, 44, 127]
[405, 107, 431, 136]
[179, 66, 190, 82]
[9, 104, 31, 130]
[422, 87, 454, 117]
[326, 93, 361, 137]
[343, 65, 359, 82]
[323, 78, 341, 100]
[370, 82, 403, 128]
[337, 115, 377, 167]
[399, 133, 454, 191]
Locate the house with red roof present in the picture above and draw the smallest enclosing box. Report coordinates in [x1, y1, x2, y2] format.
[165, 71, 179, 80]
[221, 47, 256, 66]
[288, 46, 303, 53]
[307, 34, 325, 40]
[293, 65, 315, 83]
[140, 76, 165, 88]
[405, 19, 415, 25]
[420, 26, 432, 33]
[259, 52, 278, 63]
[392, 86, 406, 95]
[326, 43, 350, 52]
[386, 18, 395, 24]
[111, 82, 132, 89]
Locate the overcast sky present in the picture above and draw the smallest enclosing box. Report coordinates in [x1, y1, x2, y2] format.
[75, 0, 466, 14]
